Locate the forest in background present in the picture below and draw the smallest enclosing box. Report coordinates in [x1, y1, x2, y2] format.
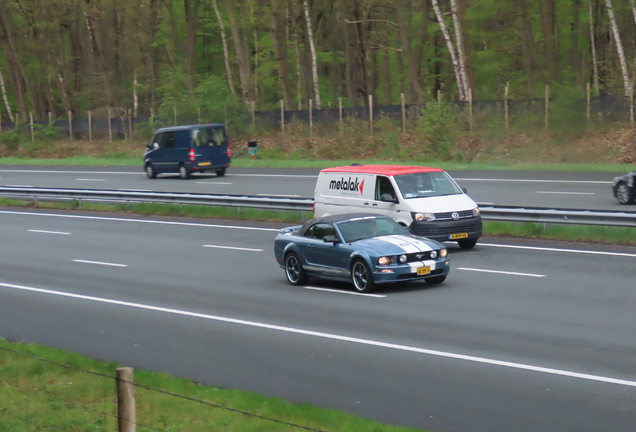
[0, 0, 635, 134]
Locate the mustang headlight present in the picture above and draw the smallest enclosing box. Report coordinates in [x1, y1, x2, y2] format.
[440, 248, 448, 258]
[412, 212, 436, 222]
[378, 256, 393, 265]
[472, 207, 481, 217]
[430, 250, 438, 259]
[398, 254, 407, 263]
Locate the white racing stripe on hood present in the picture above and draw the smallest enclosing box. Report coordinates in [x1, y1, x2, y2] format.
[378, 235, 433, 253]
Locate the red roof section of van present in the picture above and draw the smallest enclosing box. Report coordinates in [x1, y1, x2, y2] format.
[320, 165, 444, 176]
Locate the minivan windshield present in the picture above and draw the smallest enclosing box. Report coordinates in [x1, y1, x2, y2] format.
[193, 127, 227, 147]
[394, 172, 463, 199]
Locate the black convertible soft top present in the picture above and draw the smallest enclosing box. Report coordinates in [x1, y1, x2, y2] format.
[294, 213, 388, 237]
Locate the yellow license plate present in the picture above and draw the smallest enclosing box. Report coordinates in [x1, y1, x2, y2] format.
[449, 233, 468, 240]
[417, 266, 431, 275]
[199, 161, 211, 166]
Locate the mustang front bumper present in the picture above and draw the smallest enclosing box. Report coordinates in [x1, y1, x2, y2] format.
[372, 259, 451, 284]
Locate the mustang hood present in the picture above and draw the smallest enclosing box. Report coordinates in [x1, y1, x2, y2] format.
[354, 235, 438, 255]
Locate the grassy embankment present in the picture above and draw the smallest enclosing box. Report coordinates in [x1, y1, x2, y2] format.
[0, 338, 426, 432]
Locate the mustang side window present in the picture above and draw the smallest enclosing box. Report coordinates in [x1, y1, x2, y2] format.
[305, 223, 336, 240]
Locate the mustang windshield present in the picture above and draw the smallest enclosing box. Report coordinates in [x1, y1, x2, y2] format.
[394, 172, 463, 199]
[337, 217, 410, 243]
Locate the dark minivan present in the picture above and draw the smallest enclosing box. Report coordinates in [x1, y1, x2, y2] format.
[143, 124, 232, 179]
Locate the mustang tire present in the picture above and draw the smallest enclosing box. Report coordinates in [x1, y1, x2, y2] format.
[285, 253, 308, 285]
[351, 260, 377, 293]
[616, 182, 635, 205]
[425, 275, 447, 284]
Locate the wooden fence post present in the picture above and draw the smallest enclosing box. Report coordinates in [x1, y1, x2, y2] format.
[68, 111, 73, 141]
[504, 83, 509, 130]
[468, 88, 473, 131]
[368, 94, 373, 135]
[251, 101, 255, 132]
[586, 83, 591, 120]
[309, 98, 313, 138]
[128, 109, 133, 140]
[108, 109, 112, 143]
[116, 367, 136, 432]
[15, 113, 19, 130]
[544, 84, 549, 131]
[280, 99, 284, 135]
[400, 92, 406, 134]
[173, 104, 177, 125]
[88, 110, 92, 142]
[338, 97, 343, 135]
[29, 112, 34, 141]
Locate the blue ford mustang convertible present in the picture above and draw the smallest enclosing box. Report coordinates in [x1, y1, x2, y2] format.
[274, 213, 450, 293]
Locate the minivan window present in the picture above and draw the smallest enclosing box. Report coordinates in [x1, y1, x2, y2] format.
[163, 131, 176, 149]
[394, 172, 462, 199]
[193, 127, 227, 148]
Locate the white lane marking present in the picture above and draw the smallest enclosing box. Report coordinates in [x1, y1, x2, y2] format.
[455, 178, 613, 184]
[0, 170, 142, 174]
[457, 267, 545, 278]
[480, 243, 636, 258]
[257, 193, 302, 197]
[303, 286, 386, 298]
[1, 280, 635, 388]
[231, 174, 318, 178]
[76, 178, 105, 181]
[4, 185, 33, 187]
[203, 245, 263, 252]
[28, 229, 70, 235]
[536, 191, 595, 195]
[117, 189, 153, 192]
[196, 181, 232, 185]
[72, 260, 128, 267]
[0, 210, 280, 232]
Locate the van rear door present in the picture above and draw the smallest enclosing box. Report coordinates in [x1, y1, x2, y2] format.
[192, 126, 231, 168]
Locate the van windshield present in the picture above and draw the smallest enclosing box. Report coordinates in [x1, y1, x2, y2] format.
[193, 127, 227, 147]
[394, 172, 463, 199]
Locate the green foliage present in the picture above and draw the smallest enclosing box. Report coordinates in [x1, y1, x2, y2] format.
[0, 129, 26, 152]
[417, 103, 465, 160]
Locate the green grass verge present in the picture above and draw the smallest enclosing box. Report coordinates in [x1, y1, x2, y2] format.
[1, 197, 635, 246]
[0, 156, 633, 172]
[0, 338, 427, 432]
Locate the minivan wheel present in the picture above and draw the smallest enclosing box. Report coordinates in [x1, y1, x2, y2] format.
[285, 253, 308, 285]
[351, 260, 376, 293]
[216, 168, 226, 177]
[145, 163, 156, 179]
[179, 164, 190, 180]
[457, 238, 478, 249]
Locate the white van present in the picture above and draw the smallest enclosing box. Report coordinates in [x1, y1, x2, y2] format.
[313, 164, 482, 248]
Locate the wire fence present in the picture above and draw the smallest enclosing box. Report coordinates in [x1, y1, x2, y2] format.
[0, 94, 633, 140]
[0, 343, 328, 432]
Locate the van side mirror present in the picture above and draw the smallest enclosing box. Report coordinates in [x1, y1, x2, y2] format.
[380, 193, 398, 203]
[323, 235, 340, 244]
[461, 187, 468, 194]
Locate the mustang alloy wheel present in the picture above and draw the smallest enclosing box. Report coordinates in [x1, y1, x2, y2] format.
[616, 182, 635, 204]
[351, 260, 377, 293]
[285, 253, 308, 285]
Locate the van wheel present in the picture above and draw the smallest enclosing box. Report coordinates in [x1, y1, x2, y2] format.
[145, 163, 156, 179]
[216, 168, 226, 177]
[351, 260, 376, 293]
[458, 238, 478, 249]
[179, 164, 190, 180]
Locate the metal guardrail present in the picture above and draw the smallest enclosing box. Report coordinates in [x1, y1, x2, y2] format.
[1, 186, 635, 227]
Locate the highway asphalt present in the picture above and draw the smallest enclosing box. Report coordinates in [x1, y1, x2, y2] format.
[0, 208, 635, 432]
[0, 166, 630, 210]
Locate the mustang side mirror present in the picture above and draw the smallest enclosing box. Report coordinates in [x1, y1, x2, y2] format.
[323, 235, 340, 244]
[380, 193, 398, 203]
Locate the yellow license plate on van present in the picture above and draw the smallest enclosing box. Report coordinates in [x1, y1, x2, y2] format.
[449, 233, 468, 240]
[199, 161, 211, 166]
[417, 266, 431, 275]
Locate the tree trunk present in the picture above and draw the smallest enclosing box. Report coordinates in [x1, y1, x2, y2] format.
[396, 1, 425, 103]
[302, 0, 321, 109]
[589, 0, 600, 95]
[0, 3, 29, 120]
[456, 0, 476, 100]
[604, 0, 632, 97]
[516, 0, 541, 94]
[183, 0, 200, 97]
[570, 0, 582, 87]
[84, 0, 114, 107]
[0, 70, 14, 122]
[212, 0, 235, 94]
[223, 0, 252, 102]
[539, 0, 557, 83]
[450, 0, 469, 100]
[431, 0, 466, 100]
[270, 0, 294, 108]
